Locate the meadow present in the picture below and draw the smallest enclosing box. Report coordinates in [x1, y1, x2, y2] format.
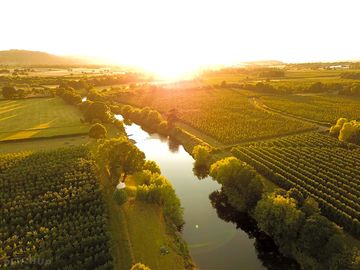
[0, 97, 89, 141]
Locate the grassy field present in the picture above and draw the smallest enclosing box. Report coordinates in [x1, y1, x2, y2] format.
[99, 167, 188, 270]
[261, 94, 360, 124]
[0, 97, 89, 141]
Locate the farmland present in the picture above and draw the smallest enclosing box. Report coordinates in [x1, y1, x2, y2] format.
[260, 94, 360, 124]
[0, 97, 89, 141]
[116, 88, 316, 145]
[233, 132, 360, 237]
[0, 147, 113, 269]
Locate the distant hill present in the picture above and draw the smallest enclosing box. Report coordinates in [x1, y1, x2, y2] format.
[0, 50, 102, 66]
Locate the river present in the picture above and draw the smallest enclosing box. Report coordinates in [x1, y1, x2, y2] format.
[116, 115, 299, 270]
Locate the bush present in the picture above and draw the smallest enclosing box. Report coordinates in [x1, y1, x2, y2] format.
[113, 189, 128, 205]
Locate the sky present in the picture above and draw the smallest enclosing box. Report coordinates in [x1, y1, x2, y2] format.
[1, 0, 360, 76]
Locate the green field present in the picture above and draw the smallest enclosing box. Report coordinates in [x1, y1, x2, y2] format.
[116, 88, 315, 145]
[0, 97, 89, 141]
[233, 132, 360, 237]
[261, 94, 360, 124]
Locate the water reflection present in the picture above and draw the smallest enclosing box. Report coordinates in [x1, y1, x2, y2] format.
[118, 115, 300, 270]
[192, 165, 210, 180]
[168, 137, 181, 153]
[209, 190, 300, 270]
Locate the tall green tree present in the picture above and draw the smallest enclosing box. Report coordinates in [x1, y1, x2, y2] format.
[254, 193, 305, 249]
[210, 157, 264, 211]
[98, 137, 145, 183]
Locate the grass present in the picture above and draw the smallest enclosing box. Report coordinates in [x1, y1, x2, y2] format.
[0, 134, 89, 153]
[123, 201, 186, 270]
[98, 160, 189, 270]
[0, 97, 89, 141]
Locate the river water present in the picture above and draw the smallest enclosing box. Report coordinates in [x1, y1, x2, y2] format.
[116, 115, 299, 270]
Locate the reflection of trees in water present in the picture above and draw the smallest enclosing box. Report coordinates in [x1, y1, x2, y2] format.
[192, 165, 209, 180]
[168, 137, 180, 153]
[209, 190, 300, 270]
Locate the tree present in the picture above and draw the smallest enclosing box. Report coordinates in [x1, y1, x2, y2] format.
[166, 108, 179, 127]
[84, 101, 111, 123]
[192, 145, 212, 169]
[287, 188, 305, 206]
[210, 157, 264, 211]
[2, 86, 17, 99]
[143, 160, 161, 174]
[300, 196, 320, 217]
[89, 123, 107, 139]
[254, 193, 305, 248]
[98, 137, 145, 184]
[130, 263, 151, 270]
[298, 214, 343, 262]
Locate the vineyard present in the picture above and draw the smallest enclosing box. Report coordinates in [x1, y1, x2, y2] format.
[232, 132, 360, 237]
[0, 147, 113, 269]
[116, 88, 315, 144]
[260, 94, 360, 124]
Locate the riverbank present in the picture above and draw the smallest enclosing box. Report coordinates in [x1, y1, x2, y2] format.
[120, 111, 359, 270]
[98, 167, 193, 270]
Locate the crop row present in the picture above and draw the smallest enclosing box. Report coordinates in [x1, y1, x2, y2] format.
[0, 147, 113, 270]
[233, 134, 360, 237]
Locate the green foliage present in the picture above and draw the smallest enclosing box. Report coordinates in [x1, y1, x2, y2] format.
[192, 145, 212, 169]
[56, 87, 82, 105]
[89, 123, 107, 139]
[113, 189, 128, 205]
[233, 132, 360, 237]
[254, 193, 305, 248]
[143, 160, 161, 174]
[115, 88, 315, 144]
[262, 95, 360, 124]
[136, 173, 184, 230]
[84, 101, 112, 123]
[2, 85, 17, 99]
[130, 262, 151, 270]
[330, 118, 360, 145]
[210, 157, 264, 211]
[0, 147, 113, 269]
[298, 214, 342, 261]
[300, 196, 321, 217]
[98, 137, 146, 183]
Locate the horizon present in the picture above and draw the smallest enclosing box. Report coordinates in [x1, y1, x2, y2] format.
[1, 0, 360, 77]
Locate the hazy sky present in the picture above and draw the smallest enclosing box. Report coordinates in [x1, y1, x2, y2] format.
[1, 0, 360, 73]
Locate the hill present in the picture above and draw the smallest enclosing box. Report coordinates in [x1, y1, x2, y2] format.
[0, 49, 100, 66]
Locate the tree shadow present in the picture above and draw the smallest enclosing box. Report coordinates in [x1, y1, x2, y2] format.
[209, 189, 300, 270]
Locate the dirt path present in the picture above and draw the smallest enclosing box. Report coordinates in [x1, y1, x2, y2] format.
[249, 97, 330, 132]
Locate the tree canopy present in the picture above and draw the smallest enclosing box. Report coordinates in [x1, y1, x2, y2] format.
[210, 157, 264, 211]
[89, 123, 107, 139]
[98, 137, 146, 183]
